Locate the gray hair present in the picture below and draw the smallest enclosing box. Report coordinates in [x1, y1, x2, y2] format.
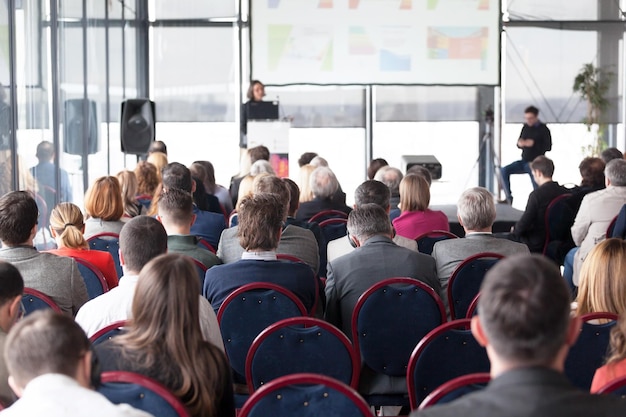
[374, 166, 403, 196]
[347, 204, 393, 242]
[310, 156, 329, 167]
[250, 160, 275, 176]
[310, 166, 339, 199]
[457, 187, 496, 231]
[605, 159, 626, 186]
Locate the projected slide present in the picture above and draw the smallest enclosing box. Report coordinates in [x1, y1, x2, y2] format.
[252, 0, 500, 85]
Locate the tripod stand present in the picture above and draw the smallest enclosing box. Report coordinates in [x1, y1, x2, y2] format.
[467, 107, 504, 198]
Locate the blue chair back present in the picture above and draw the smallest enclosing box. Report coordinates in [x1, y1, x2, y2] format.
[415, 231, 458, 255]
[136, 194, 152, 211]
[98, 371, 189, 417]
[246, 317, 359, 392]
[22, 288, 62, 316]
[89, 320, 127, 346]
[407, 319, 490, 409]
[565, 312, 617, 390]
[88, 233, 122, 278]
[352, 278, 446, 378]
[75, 259, 109, 299]
[319, 218, 348, 243]
[418, 373, 491, 409]
[447, 253, 503, 320]
[610, 204, 626, 239]
[217, 283, 308, 383]
[239, 373, 372, 417]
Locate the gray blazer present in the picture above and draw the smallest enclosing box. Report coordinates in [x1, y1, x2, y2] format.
[432, 234, 529, 292]
[216, 225, 320, 274]
[0, 247, 88, 315]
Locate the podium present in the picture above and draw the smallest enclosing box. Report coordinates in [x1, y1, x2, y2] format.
[247, 120, 291, 177]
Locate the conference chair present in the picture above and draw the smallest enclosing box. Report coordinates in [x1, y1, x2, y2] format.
[351, 278, 446, 407]
[74, 258, 109, 299]
[98, 371, 190, 417]
[136, 194, 153, 211]
[88, 233, 122, 278]
[197, 238, 217, 254]
[22, 288, 62, 316]
[276, 253, 322, 315]
[407, 319, 490, 409]
[319, 218, 348, 245]
[465, 293, 480, 319]
[610, 204, 626, 239]
[607, 215, 619, 239]
[415, 230, 458, 256]
[418, 373, 491, 410]
[565, 312, 618, 391]
[238, 373, 372, 417]
[542, 194, 575, 261]
[308, 210, 348, 224]
[447, 252, 504, 320]
[597, 375, 626, 396]
[89, 320, 127, 346]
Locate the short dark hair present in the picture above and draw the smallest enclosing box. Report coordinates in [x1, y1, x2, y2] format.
[578, 157, 605, 188]
[282, 178, 300, 216]
[5, 311, 90, 388]
[524, 105, 539, 116]
[238, 194, 285, 251]
[478, 254, 571, 365]
[0, 262, 23, 305]
[35, 141, 54, 161]
[248, 146, 270, 164]
[0, 191, 39, 245]
[407, 165, 433, 186]
[354, 180, 390, 210]
[148, 140, 167, 155]
[119, 216, 168, 273]
[246, 80, 264, 101]
[367, 158, 389, 180]
[298, 152, 318, 167]
[530, 156, 554, 178]
[601, 147, 624, 164]
[162, 162, 193, 193]
[158, 188, 194, 226]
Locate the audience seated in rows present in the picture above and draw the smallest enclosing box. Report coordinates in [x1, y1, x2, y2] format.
[83, 176, 126, 239]
[1, 311, 151, 417]
[296, 166, 352, 221]
[193, 160, 233, 214]
[218, 175, 320, 274]
[47, 203, 119, 289]
[432, 187, 528, 293]
[117, 170, 143, 220]
[156, 188, 220, 269]
[592, 313, 626, 392]
[511, 156, 568, 253]
[393, 174, 449, 240]
[229, 145, 270, 207]
[0, 191, 87, 315]
[75, 216, 223, 348]
[327, 180, 417, 263]
[204, 193, 318, 314]
[410, 254, 626, 417]
[95, 254, 234, 417]
[374, 166, 403, 220]
[0, 262, 24, 406]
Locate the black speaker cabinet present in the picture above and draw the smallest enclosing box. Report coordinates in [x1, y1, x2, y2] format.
[63, 99, 98, 155]
[401, 155, 442, 180]
[121, 99, 155, 155]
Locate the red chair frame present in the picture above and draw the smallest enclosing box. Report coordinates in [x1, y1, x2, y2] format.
[245, 317, 361, 392]
[542, 194, 572, 255]
[238, 373, 372, 417]
[197, 239, 217, 254]
[579, 312, 619, 323]
[308, 210, 348, 223]
[23, 288, 62, 313]
[415, 230, 458, 241]
[418, 373, 491, 410]
[597, 375, 626, 394]
[99, 371, 190, 417]
[447, 252, 504, 320]
[318, 218, 348, 228]
[465, 293, 480, 319]
[73, 258, 110, 293]
[88, 232, 121, 240]
[89, 320, 127, 344]
[276, 254, 305, 263]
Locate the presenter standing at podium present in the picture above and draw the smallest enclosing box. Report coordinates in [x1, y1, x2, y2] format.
[240, 80, 266, 149]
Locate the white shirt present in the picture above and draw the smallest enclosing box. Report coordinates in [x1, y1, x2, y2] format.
[241, 250, 277, 261]
[0, 374, 152, 417]
[75, 275, 225, 352]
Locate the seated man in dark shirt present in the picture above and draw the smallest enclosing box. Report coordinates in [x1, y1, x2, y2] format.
[204, 193, 317, 314]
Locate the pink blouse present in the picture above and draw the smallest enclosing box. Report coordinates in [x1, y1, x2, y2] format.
[392, 209, 450, 240]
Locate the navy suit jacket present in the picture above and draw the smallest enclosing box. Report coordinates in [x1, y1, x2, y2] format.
[191, 205, 226, 250]
[203, 259, 317, 313]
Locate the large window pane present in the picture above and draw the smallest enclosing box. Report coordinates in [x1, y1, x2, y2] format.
[0, 2, 13, 195]
[506, 0, 602, 21]
[151, 1, 237, 20]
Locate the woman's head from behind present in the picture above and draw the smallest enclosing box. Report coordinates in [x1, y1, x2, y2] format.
[399, 174, 431, 212]
[49, 203, 88, 249]
[134, 161, 160, 196]
[116, 171, 139, 217]
[146, 152, 168, 180]
[84, 176, 124, 221]
[577, 238, 626, 316]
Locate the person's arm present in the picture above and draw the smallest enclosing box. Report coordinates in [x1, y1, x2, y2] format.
[571, 196, 592, 246]
[513, 192, 539, 237]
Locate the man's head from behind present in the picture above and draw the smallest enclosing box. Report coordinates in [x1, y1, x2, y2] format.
[457, 187, 496, 233]
[162, 162, 193, 193]
[119, 215, 168, 274]
[157, 188, 195, 235]
[0, 191, 39, 246]
[354, 180, 390, 211]
[530, 156, 554, 183]
[0, 262, 24, 333]
[253, 175, 290, 219]
[238, 193, 285, 252]
[347, 203, 393, 247]
[35, 141, 54, 163]
[473, 254, 578, 373]
[605, 158, 626, 187]
[601, 147, 623, 164]
[310, 167, 339, 200]
[374, 166, 403, 197]
[148, 140, 167, 155]
[5, 311, 92, 396]
[248, 145, 270, 164]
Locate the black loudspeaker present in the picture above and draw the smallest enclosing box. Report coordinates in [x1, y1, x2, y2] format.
[401, 155, 443, 180]
[63, 99, 98, 155]
[120, 99, 155, 155]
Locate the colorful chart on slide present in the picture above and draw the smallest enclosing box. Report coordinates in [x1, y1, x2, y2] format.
[252, 0, 499, 85]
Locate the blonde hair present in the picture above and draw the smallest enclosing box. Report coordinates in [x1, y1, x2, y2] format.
[607, 314, 626, 366]
[399, 174, 430, 212]
[576, 238, 626, 316]
[146, 152, 168, 180]
[84, 176, 124, 221]
[50, 203, 88, 249]
[298, 164, 316, 203]
[236, 175, 255, 212]
[116, 170, 140, 218]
